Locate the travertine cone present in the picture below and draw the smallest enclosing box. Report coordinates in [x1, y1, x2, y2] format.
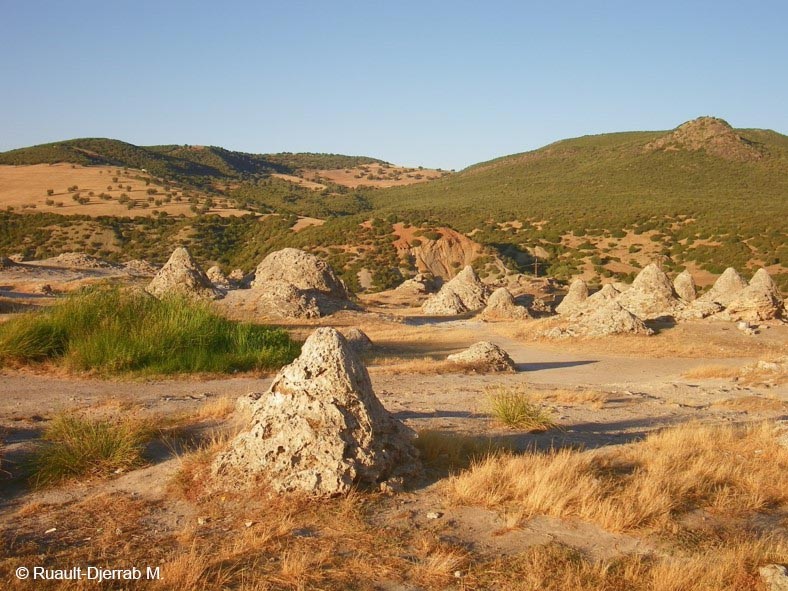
[422, 265, 489, 315]
[251, 248, 350, 299]
[673, 270, 696, 302]
[213, 328, 420, 496]
[481, 287, 530, 320]
[555, 279, 588, 315]
[615, 263, 679, 319]
[697, 267, 747, 307]
[573, 301, 654, 337]
[726, 268, 784, 322]
[446, 341, 516, 372]
[146, 247, 219, 300]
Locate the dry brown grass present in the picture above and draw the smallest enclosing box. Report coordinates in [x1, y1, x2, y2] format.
[682, 364, 742, 379]
[506, 385, 611, 408]
[713, 395, 788, 412]
[467, 536, 787, 591]
[414, 429, 512, 474]
[448, 422, 788, 532]
[192, 395, 236, 421]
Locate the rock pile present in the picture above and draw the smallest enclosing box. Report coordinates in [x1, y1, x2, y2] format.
[446, 341, 516, 372]
[249, 249, 353, 318]
[555, 279, 588, 316]
[122, 259, 158, 276]
[422, 266, 489, 315]
[213, 328, 420, 496]
[395, 273, 436, 295]
[480, 287, 530, 321]
[51, 252, 118, 269]
[206, 266, 230, 290]
[726, 268, 785, 322]
[546, 301, 654, 338]
[581, 284, 622, 312]
[615, 263, 680, 319]
[146, 247, 220, 300]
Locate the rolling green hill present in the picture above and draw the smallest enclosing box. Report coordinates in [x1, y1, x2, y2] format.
[0, 138, 385, 186]
[1, 117, 786, 291]
[368, 117, 788, 282]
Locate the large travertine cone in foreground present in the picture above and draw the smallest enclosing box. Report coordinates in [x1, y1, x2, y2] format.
[422, 265, 489, 315]
[673, 269, 696, 302]
[447, 341, 516, 372]
[213, 328, 420, 496]
[556, 301, 654, 338]
[555, 279, 588, 316]
[252, 248, 350, 300]
[726, 268, 784, 322]
[481, 287, 531, 321]
[615, 263, 680, 319]
[146, 247, 220, 300]
[206, 265, 230, 289]
[697, 267, 748, 307]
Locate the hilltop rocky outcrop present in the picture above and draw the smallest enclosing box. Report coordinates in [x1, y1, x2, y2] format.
[644, 116, 765, 161]
[422, 265, 490, 315]
[146, 247, 220, 300]
[213, 328, 420, 496]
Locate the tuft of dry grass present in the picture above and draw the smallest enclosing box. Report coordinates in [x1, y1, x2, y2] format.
[485, 386, 556, 431]
[448, 422, 788, 532]
[29, 414, 151, 487]
[192, 395, 237, 421]
[518, 386, 611, 408]
[713, 395, 788, 412]
[682, 364, 741, 379]
[411, 536, 469, 585]
[414, 429, 511, 473]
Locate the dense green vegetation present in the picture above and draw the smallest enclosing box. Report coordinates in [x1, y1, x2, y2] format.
[0, 287, 300, 375]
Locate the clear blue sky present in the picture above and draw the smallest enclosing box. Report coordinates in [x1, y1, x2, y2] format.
[1, 0, 786, 169]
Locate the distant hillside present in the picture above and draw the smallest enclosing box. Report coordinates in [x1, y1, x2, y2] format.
[0, 138, 385, 186]
[370, 117, 788, 282]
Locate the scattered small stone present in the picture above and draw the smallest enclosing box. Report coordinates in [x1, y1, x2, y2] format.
[426, 511, 443, 520]
[197, 517, 209, 526]
[44, 527, 57, 534]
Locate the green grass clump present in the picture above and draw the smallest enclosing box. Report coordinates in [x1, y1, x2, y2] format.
[0, 287, 299, 375]
[30, 415, 150, 487]
[486, 387, 555, 431]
